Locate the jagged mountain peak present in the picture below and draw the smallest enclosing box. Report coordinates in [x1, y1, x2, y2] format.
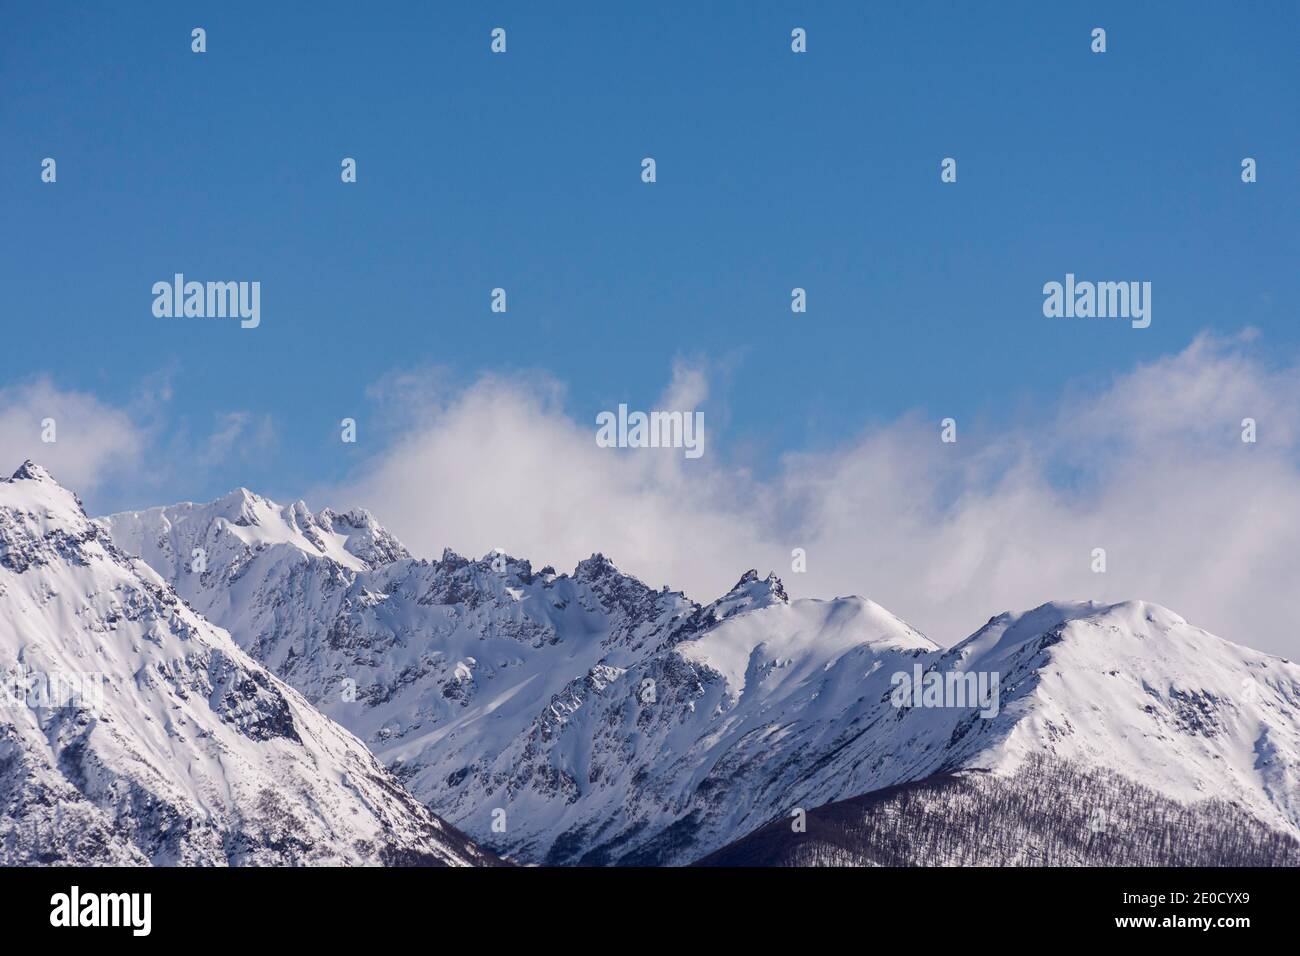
[79, 470, 1300, 867]
[432, 546, 538, 576]
[1, 460, 90, 538]
[425, 547, 536, 583]
[437, 545, 470, 569]
[476, 548, 529, 573]
[721, 568, 789, 607]
[314, 505, 411, 566]
[203, 486, 280, 530]
[8, 459, 56, 484]
[574, 551, 621, 581]
[674, 569, 791, 636]
[104, 487, 411, 577]
[319, 504, 378, 529]
[0, 465, 493, 866]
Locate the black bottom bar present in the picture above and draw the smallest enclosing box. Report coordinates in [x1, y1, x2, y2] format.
[0, 866, 1286, 942]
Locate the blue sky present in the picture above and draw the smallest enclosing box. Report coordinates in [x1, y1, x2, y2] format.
[5, 2, 1300, 654]
[2, 1, 1299, 651]
[3, 1, 1295, 511]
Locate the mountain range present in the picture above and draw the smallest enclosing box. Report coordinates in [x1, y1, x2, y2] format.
[0, 463, 490, 866]
[2, 460, 1297, 866]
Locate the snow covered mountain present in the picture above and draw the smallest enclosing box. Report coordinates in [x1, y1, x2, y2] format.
[688, 597, 1300, 865]
[909, 600, 1300, 835]
[101, 483, 1300, 866]
[0, 463, 493, 866]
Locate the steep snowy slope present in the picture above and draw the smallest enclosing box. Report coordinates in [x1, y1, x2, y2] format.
[103, 492, 942, 862]
[469, 593, 1300, 864]
[0, 463, 492, 866]
[751, 599, 1300, 848]
[102, 496, 701, 855]
[433, 573, 941, 864]
[102, 488, 1300, 866]
[933, 601, 1300, 833]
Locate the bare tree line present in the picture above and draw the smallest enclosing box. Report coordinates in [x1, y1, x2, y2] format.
[698, 754, 1300, 867]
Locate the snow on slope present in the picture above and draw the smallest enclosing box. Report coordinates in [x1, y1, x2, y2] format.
[101, 486, 1300, 865]
[468, 580, 941, 865]
[942, 601, 1300, 833]
[100, 488, 944, 862]
[103, 486, 704, 859]
[0, 463, 490, 866]
[106, 488, 408, 579]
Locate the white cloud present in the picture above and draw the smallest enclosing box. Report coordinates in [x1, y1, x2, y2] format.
[0, 378, 146, 494]
[659, 357, 710, 411]
[0, 375, 276, 514]
[198, 411, 276, 467]
[329, 365, 770, 587]
[9, 347, 1289, 658]
[333, 337, 1300, 658]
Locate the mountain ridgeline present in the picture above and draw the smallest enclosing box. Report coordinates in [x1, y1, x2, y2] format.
[3, 461, 1296, 866]
[95, 470, 1300, 866]
[0, 463, 494, 866]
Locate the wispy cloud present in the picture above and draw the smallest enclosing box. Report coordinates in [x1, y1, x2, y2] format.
[0, 375, 275, 513]
[330, 335, 1300, 658]
[198, 411, 276, 467]
[6, 337, 1296, 658]
[0, 378, 146, 494]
